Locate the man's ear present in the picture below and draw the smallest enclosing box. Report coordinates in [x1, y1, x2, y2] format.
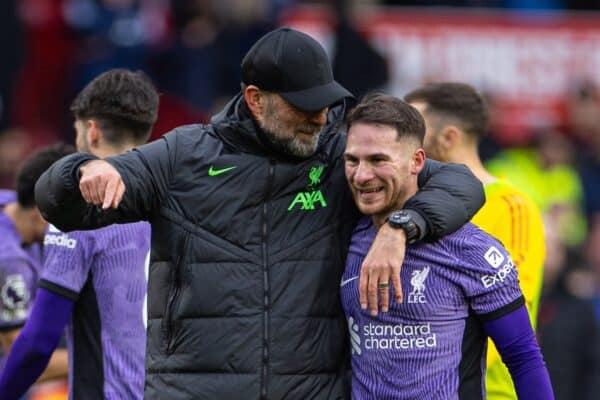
[86, 119, 102, 149]
[412, 148, 426, 175]
[439, 125, 461, 152]
[244, 85, 265, 119]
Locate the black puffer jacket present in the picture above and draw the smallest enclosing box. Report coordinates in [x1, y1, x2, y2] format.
[35, 94, 484, 399]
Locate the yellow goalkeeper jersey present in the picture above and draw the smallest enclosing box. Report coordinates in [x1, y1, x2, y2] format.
[471, 180, 545, 399]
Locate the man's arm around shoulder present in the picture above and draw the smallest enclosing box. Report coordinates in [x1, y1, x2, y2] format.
[408, 159, 485, 240]
[36, 137, 173, 232]
[35, 153, 99, 231]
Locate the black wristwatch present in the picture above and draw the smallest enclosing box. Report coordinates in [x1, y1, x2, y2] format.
[387, 210, 420, 245]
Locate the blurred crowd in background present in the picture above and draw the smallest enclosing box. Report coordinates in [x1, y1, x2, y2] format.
[1, 0, 600, 399]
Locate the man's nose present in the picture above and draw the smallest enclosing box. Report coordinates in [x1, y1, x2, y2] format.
[354, 162, 374, 184]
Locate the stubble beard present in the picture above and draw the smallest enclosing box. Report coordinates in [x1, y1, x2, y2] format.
[260, 102, 322, 159]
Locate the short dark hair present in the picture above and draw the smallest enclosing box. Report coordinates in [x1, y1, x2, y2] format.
[404, 82, 489, 140]
[70, 69, 159, 145]
[346, 92, 425, 144]
[16, 143, 76, 208]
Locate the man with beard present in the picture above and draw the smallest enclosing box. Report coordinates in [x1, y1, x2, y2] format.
[34, 28, 484, 399]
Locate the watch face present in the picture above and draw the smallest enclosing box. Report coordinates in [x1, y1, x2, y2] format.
[390, 211, 410, 224]
[388, 211, 418, 243]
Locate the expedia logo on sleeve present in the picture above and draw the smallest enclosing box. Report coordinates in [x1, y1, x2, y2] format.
[44, 233, 77, 249]
[481, 260, 515, 288]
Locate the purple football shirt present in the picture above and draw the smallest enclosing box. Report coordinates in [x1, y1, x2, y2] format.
[341, 217, 523, 400]
[39, 222, 150, 400]
[0, 191, 42, 331]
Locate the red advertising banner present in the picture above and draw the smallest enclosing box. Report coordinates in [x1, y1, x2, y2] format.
[281, 6, 600, 143]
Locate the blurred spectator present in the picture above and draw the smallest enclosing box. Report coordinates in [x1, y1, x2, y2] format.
[567, 0, 600, 9]
[63, 0, 170, 91]
[538, 219, 600, 400]
[147, 93, 208, 141]
[151, 0, 220, 112]
[66, 0, 174, 141]
[0, 130, 32, 189]
[154, 0, 275, 115]
[0, 0, 24, 132]
[11, 0, 75, 143]
[486, 129, 586, 246]
[330, 0, 389, 98]
[211, 0, 279, 106]
[566, 82, 600, 217]
[502, 0, 565, 9]
[587, 214, 600, 324]
[381, 0, 600, 8]
[289, 0, 389, 98]
[566, 82, 600, 144]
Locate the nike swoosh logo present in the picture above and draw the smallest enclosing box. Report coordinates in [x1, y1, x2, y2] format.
[340, 276, 359, 287]
[208, 165, 237, 176]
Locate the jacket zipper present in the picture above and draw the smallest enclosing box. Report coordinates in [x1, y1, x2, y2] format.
[165, 231, 190, 354]
[261, 162, 274, 399]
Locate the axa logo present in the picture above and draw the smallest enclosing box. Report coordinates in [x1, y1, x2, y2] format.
[288, 165, 328, 211]
[287, 191, 327, 211]
[44, 233, 77, 249]
[348, 316, 361, 355]
[407, 266, 430, 304]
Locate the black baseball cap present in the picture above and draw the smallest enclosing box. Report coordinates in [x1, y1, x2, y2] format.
[241, 27, 354, 112]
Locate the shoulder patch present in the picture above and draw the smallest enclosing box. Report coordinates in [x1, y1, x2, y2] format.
[484, 246, 505, 269]
[1, 274, 30, 322]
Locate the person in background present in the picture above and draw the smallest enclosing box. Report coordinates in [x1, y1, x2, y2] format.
[405, 82, 546, 400]
[485, 129, 585, 248]
[0, 143, 74, 382]
[538, 220, 600, 400]
[0, 68, 159, 400]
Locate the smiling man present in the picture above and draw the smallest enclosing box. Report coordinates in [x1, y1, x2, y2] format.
[341, 93, 553, 399]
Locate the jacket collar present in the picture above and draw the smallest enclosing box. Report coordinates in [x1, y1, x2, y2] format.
[211, 92, 272, 155]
